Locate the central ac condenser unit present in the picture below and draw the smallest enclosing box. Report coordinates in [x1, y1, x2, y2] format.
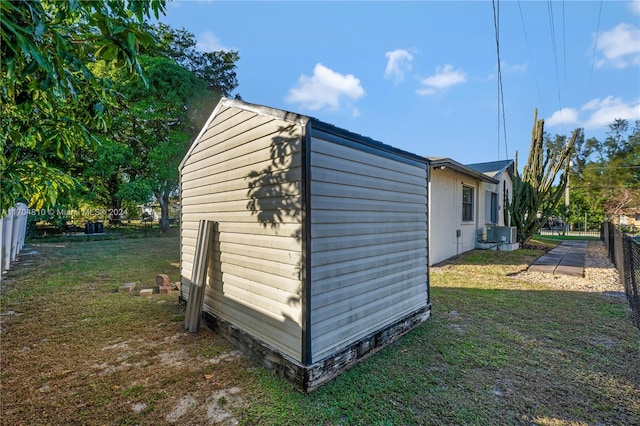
[486, 226, 517, 243]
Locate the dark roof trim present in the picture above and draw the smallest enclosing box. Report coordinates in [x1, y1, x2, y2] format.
[427, 157, 499, 184]
[310, 119, 428, 168]
[466, 159, 514, 179]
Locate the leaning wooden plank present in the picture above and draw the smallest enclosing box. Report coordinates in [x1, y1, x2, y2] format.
[185, 220, 217, 333]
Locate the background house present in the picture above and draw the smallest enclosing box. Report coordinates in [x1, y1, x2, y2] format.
[180, 98, 430, 391]
[427, 157, 514, 265]
[613, 208, 640, 232]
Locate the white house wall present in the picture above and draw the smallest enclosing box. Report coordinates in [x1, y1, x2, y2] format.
[428, 168, 481, 265]
[180, 104, 304, 362]
[309, 135, 429, 362]
[478, 173, 513, 228]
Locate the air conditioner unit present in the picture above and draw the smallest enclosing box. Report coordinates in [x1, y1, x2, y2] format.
[486, 226, 517, 243]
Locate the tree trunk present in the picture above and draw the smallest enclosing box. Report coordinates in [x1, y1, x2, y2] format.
[156, 192, 170, 234]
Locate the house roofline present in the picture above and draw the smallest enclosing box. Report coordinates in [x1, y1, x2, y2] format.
[427, 157, 499, 184]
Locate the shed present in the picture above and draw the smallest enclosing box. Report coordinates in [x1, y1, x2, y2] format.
[180, 98, 431, 392]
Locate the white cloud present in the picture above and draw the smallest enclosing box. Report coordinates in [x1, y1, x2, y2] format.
[416, 64, 466, 96]
[504, 62, 528, 75]
[581, 96, 640, 129]
[594, 23, 640, 68]
[546, 97, 640, 130]
[196, 31, 231, 52]
[286, 63, 365, 112]
[630, 0, 640, 15]
[546, 108, 580, 127]
[384, 49, 414, 83]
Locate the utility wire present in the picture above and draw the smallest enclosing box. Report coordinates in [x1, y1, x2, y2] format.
[517, 0, 545, 117]
[492, 0, 509, 160]
[562, 0, 567, 99]
[588, 0, 603, 98]
[547, 0, 564, 133]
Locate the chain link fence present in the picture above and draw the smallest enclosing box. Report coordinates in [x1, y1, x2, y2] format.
[602, 222, 640, 330]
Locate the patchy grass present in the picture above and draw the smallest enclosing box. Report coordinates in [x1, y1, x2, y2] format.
[0, 236, 249, 425]
[1, 237, 639, 425]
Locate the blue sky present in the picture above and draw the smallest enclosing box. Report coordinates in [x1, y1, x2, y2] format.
[159, 0, 640, 165]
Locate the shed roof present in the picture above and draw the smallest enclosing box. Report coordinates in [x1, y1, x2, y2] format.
[426, 156, 499, 184]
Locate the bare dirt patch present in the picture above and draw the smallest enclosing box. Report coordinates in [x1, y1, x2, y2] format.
[0, 238, 256, 425]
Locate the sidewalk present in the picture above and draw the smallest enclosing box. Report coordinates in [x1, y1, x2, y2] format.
[528, 240, 588, 277]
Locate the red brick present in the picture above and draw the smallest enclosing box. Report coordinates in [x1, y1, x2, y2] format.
[155, 274, 170, 286]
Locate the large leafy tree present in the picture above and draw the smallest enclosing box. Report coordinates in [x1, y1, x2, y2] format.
[83, 25, 239, 233]
[148, 23, 239, 96]
[104, 55, 209, 233]
[0, 0, 166, 215]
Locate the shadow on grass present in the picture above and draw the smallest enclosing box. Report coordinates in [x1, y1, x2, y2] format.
[240, 285, 639, 425]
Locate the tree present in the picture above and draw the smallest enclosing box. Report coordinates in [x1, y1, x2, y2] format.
[147, 23, 240, 97]
[506, 109, 579, 243]
[571, 119, 640, 220]
[94, 55, 210, 233]
[85, 25, 240, 233]
[1, 0, 166, 215]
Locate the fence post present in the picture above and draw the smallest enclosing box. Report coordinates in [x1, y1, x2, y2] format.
[3, 207, 14, 272]
[10, 205, 22, 262]
[16, 202, 27, 253]
[623, 235, 640, 330]
[0, 216, 3, 280]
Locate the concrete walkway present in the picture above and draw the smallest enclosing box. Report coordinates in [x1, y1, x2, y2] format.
[528, 240, 588, 277]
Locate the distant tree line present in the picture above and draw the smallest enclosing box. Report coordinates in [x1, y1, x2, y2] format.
[508, 110, 639, 243]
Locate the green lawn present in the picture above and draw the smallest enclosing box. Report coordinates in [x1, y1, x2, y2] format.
[1, 236, 638, 425]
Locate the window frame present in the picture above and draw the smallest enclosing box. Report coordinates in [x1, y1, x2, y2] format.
[462, 185, 474, 222]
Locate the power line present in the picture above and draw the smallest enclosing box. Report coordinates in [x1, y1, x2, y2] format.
[547, 0, 564, 133]
[492, 0, 508, 160]
[588, 0, 603, 98]
[517, 0, 545, 117]
[562, 0, 567, 99]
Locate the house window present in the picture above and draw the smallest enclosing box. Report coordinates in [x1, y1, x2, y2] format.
[462, 186, 474, 222]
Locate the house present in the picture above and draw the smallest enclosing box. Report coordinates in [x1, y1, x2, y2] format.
[427, 157, 515, 265]
[179, 98, 431, 392]
[613, 207, 640, 231]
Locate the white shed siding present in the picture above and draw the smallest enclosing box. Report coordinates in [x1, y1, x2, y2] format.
[180, 107, 304, 361]
[309, 136, 428, 362]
